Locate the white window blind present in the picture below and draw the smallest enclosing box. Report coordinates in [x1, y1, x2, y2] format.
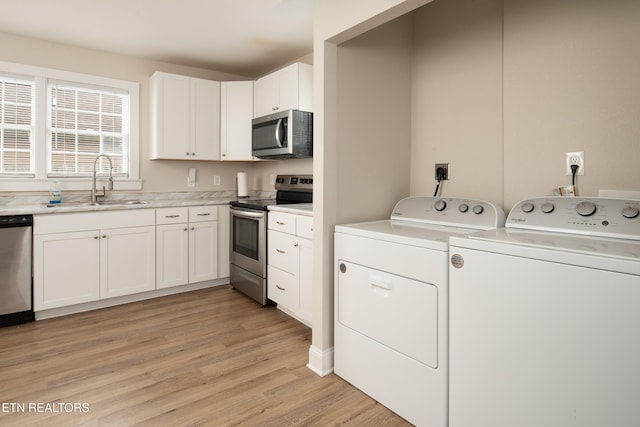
[48, 81, 130, 176]
[0, 76, 34, 175]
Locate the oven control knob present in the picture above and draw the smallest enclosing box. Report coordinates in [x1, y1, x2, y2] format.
[472, 205, 484, 215]
[521, 202, 535, 213]
[458, 203, 469, 213]
[576, 201, 597, 217]
[622, 206, 640, 219]
[541, 202, 555, 214]
[434, 199, 447, 212]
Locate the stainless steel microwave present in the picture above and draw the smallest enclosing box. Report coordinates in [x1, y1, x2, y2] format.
[251, 109, 313, 159]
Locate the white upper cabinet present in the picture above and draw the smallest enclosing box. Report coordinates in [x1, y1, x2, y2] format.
[150, 71, 220, 160]
[220, 81, 257, 161]
[254, 62, 313, 118]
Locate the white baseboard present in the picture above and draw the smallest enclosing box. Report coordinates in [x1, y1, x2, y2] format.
[35, 278, 228, 320]
[307, 344, 334, 377]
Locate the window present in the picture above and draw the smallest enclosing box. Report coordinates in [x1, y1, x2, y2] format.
[48, 82, 129, 176]
[0, 76, 35, 175]
[0, 60, 140, 192]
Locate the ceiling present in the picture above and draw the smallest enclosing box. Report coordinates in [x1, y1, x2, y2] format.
[0, 0, 314, 78]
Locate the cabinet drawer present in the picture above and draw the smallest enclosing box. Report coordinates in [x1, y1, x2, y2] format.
[268, 211, 296, 234]
[268, 230, 299, 274]
[189, 205, 218, 222]
[268, 265, 299, 313]
[296, 215, 313, 239]
[156, 207, 188, 224]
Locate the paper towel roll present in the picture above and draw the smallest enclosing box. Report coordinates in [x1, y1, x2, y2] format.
[237, 172, 248, 198]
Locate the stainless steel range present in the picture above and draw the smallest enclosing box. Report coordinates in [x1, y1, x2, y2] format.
[229, 174, 312, 305]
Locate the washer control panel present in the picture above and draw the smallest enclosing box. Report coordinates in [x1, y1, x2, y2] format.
[507, 197, 640, 240]
[391, 197, 506, 230]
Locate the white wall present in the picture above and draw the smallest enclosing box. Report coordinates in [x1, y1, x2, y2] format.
[502, 0, 640, 209]
[411, 0, 504, 206]
[409, 0, 640, 211]
[336, 15, 413, 224]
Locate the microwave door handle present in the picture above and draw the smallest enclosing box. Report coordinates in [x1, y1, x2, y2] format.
[275, 118, 285, 147]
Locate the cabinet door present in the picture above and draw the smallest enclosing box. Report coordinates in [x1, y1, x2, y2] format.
[277, 63, 300, 112]
[101, 226, 156, 298]
[254, 73, 278, 118]
[189, 221, 218, 283]
[150, 72, 190, 159]
[221, 81, 255, 160]
[298, 237, 313, 326]
[33, 231, 100, 310]
[156, 223, 189, 289]
[191, 77, 220, 160]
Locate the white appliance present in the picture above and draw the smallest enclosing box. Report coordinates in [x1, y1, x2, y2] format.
[448, 197, 640, 427]
[334, 196, 505, 427]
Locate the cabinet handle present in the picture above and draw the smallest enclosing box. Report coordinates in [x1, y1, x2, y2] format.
[184, 228, 188, 232]
[165, 215, 181, 218]
[276, 249, 286, 254]
[276, 221, 286, 225]
[294, 243, 299, 248]
[276, 285, 285, 291]
[191, 152, 196, 156]
[197, 213, 210, 216]
[191, 227, 195, 231]
[102, 234, 107, 239]
[94, 236, 99, 240]
[186, 152, 190, 156]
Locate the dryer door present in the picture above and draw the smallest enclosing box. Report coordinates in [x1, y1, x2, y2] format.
[336, 260, 438, 368]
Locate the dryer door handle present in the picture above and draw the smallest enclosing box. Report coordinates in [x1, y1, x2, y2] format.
[370, 275, 392, 291]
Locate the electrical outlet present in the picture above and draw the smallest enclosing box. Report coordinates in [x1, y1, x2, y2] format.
[435, 163, 449, 180]
[214, 175, 221, 186]
[566, 151, 585, 175]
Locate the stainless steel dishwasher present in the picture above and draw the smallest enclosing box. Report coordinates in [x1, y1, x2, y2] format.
[0, 215, 34, 327]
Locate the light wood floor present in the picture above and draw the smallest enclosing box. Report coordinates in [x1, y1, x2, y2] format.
[0, 286, 411, 426]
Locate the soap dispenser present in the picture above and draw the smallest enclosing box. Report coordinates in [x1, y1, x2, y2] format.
[49, 180, 61, 204]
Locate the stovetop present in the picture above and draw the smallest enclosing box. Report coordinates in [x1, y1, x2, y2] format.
[229, 198, 297, 211]
[229, 174, 313, 211]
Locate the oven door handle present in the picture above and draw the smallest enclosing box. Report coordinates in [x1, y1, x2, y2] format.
[230, 209, 266, 219]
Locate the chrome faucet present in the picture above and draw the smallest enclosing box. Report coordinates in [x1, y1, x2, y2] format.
[91, 154, 114, 203]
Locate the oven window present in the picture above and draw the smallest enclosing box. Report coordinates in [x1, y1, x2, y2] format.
[233, 215, 259, 260]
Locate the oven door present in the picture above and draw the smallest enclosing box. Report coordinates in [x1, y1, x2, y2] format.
[230, 207, 266, 278]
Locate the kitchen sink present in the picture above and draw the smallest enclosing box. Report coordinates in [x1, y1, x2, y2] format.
[41, 200, 150, 208]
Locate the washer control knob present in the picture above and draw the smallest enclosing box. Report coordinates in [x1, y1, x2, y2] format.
[458, 203, 469, 213]
[521, 202, 535, 213]
[472, 205, 484, 215]
[576, 201, 597, 217]
[541, 202, 555, 214]
[434, 199, 447, 212]
[622, 206, 640, 219]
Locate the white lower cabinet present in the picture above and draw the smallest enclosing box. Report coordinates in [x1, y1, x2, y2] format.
[34, 210, 156, 311]
[156, 206, 218, 289]
[34, 231, 101, 310]
[267, 210, 313, 326]
[100, 226, 156, 299]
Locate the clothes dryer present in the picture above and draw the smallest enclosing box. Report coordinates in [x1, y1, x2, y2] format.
[334, 196, 505, 427]
[448, 197, 640, 427]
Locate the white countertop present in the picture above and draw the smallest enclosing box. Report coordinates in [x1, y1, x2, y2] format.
[268, 203, 313, 216]
[0, 191, 275, 216]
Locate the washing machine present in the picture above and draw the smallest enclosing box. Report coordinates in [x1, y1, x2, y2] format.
[334, 196, 505, 427]
[448, 196, 640, 427]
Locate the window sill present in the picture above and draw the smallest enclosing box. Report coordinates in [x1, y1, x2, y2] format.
[0, 178, 142, 192]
